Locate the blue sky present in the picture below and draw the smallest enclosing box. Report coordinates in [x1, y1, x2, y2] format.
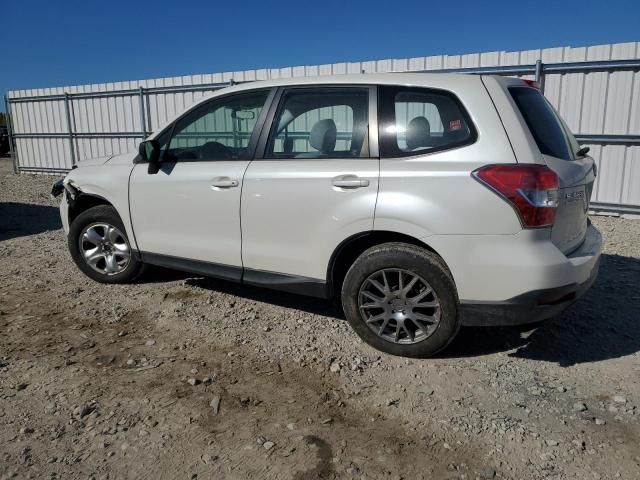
[2, 0, 639, 111]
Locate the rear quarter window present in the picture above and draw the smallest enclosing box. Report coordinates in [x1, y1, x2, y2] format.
[378, 86, 476, 158]
[509, 87, 573, 161]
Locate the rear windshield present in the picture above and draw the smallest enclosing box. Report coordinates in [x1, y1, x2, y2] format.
[509, 87, 574, 161]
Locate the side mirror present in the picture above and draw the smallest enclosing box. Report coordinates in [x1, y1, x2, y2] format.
[139, 140, 161, 174]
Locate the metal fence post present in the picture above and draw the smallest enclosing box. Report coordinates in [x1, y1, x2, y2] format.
[535, 59, 546, 94]
[145, 90, 152, 135]
[63, 93, 77, 166]
[138, 87, 147, 138]
[4, 94, 18, 174]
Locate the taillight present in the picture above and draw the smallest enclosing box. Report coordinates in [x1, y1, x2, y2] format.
[472, 164, 559, 228]
[522, 79, 541, 90]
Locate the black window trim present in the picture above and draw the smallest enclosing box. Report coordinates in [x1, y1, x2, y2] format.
[254, 84, 379, 160]
[142, 87, 277, 164]
[378, 85, 478, 159]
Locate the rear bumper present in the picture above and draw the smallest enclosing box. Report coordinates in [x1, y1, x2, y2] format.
[459, 223, 602, 326]
[460, 257, 599, 326]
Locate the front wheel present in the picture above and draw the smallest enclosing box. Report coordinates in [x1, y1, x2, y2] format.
[68, 205, 143, 283]
[341, 242, 459, 358]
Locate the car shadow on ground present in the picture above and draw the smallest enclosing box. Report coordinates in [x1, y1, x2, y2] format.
[143, 266, 337, 318]
[144, 253, 640, 366]
[0, 202, 62, 241]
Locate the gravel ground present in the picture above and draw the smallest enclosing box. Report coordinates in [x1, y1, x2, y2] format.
[1, 156, 639, 480]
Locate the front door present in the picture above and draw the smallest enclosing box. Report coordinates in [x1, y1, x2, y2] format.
[241, 86, 379, 284]
[129, 89, 272, 277]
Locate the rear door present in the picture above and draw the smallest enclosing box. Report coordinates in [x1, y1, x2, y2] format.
[240, 86, 379, 285]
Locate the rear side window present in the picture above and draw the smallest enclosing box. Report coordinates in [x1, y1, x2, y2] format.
[378, 86, 475, 158]
[266, 88, 370, 159]
[509, 87, 573, 161]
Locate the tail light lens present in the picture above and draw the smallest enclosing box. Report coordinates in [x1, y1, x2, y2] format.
[521, 79, 541, 90]
[472, 164, 559, 228]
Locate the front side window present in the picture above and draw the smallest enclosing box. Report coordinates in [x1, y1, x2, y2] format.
[266, 88, 369, 159]
[162, 90, 269, 162]
[379, 86, 475, 158]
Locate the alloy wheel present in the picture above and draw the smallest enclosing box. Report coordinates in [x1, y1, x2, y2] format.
[78, 223, 131, 275]
[358, 268, 441, 344]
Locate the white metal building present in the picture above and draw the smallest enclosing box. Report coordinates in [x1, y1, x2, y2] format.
[5, 42, 640, 213]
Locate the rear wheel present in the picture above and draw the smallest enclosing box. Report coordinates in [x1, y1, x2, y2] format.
[341, 242, 459, 357]
[68, 205, 143, 283]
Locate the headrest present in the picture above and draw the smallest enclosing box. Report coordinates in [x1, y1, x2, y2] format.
[309, 119, 337, 154]
[406, 116, 431, 150]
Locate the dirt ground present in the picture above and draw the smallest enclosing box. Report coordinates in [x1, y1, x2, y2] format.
[1, 155, 639, 480]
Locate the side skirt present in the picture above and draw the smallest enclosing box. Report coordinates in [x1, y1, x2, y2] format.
[140, 252, 329, 299]
[243, 269, 329, 298]
[142, 252, 241, 282]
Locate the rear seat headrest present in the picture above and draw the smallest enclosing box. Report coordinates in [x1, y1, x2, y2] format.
[406, 116, 431, 150]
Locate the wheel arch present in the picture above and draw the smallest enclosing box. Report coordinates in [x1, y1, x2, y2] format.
[327, 230, 453, 298]
[68, 192, 115, 226]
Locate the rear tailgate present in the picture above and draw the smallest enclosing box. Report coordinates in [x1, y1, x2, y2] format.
[545, 154, 595, 254]
[505, 84, 595, 254]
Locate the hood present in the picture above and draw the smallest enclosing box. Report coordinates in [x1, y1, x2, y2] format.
[74, 155, 114, 168]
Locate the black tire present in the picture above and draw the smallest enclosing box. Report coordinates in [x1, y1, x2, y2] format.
[68, 205, 143, 284]
[341, 242, 459, 358]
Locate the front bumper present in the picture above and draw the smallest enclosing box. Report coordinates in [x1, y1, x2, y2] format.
[59, 191, 70, 234]
[52, 177, 71, 234]
[459, 223, 602, 326]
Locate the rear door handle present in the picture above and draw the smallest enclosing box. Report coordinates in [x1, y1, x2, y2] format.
[210, 177, 239, 189]
[332, 175, 370, 189]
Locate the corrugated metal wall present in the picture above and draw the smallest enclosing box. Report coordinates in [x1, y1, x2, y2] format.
[538, 43, 640, 207]
[6, 42, 640, 210]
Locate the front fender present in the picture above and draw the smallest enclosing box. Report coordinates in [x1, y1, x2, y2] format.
[64, 162, 137, 250]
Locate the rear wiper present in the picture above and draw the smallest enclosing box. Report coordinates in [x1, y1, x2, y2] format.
[576, 146, 590, 157]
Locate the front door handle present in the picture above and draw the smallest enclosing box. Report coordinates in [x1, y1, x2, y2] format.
[332, 175, 370, 189]
[211, 177, 239, 189]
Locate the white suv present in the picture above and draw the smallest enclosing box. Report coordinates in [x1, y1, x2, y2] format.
[53, 73, 602, 357]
